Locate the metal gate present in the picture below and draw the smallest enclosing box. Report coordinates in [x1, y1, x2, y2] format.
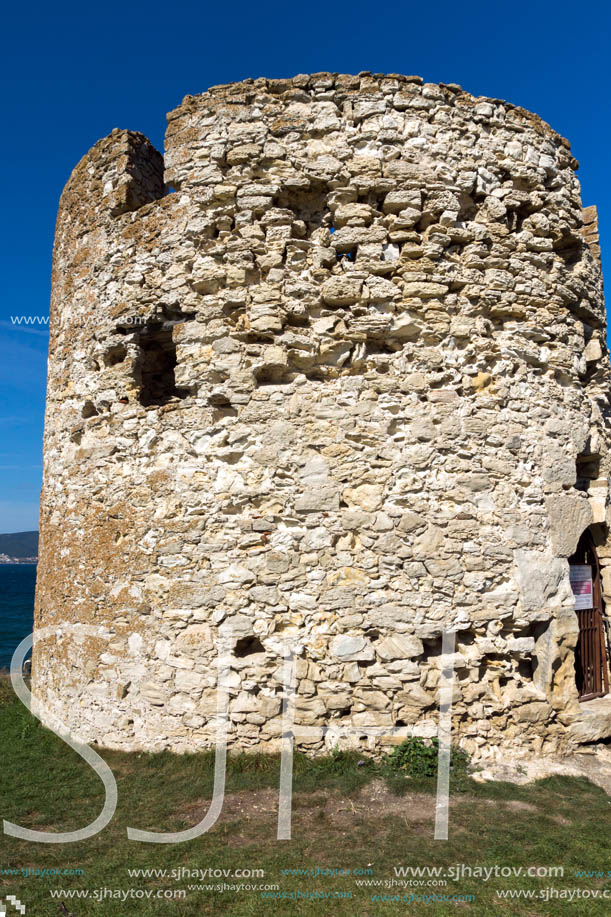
[570, 531, 609, 701]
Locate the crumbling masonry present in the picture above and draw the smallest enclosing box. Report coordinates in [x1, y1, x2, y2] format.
[34, 73, 611, 760]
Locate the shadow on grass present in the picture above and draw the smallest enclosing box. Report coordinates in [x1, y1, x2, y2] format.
[3, 683, 611, 915]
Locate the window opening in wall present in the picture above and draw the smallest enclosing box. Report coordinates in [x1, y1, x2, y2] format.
[234, 636, 265, 657]
[132, 308, 195, 407]
[103, 343, 127, 367]
[137, 322, 183, 406]
[569, 529, 610, 701]
[337, 246, 357, 263]
[575, 451, 601, 493]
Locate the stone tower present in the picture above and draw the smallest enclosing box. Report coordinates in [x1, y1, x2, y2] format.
[34, 73, 611, 760]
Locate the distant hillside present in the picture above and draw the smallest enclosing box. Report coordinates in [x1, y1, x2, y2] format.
[0, 531, 39, 558]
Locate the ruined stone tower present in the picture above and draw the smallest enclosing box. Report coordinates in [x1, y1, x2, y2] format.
[35, 73, 611, 760]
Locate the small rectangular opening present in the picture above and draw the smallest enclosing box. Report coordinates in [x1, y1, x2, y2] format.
[133, 313, 193, 406]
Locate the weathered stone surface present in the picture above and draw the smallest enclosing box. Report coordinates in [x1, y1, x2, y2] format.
[295, 487, 340, 513]
[513, 552, 572, 611]
[140, 683, 167, 706]
[218, 565, 255, 587]
[321, 276, 363, 306]
[545, 495, 594, 557]
[396, 684, 435, 710]
[33, 73, 611, 761]
[570, 697, 611, 743]
[376, 634, 424, 660]
[343, 484, 384, 512]
[175, 670, 205, 693]
[331, 635, 375, 662]
[513, 701, 553, 724]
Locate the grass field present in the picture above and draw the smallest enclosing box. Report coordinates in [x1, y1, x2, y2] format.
[1, 677, 611, 915]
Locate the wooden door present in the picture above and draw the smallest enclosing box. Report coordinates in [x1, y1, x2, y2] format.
[570, 531, 609, 701]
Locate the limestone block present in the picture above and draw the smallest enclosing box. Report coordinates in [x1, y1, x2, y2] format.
[321, 276, 363, 306]
[327, 566, 370, 586]
[199, 690, 221, 715]
[266, 552, 291, 573]
[533, 606, 579, 715]
[398, 511, 426, 533]
[259, 696, 282, 718]
[513, 701, 552, 724]
[366, 276, 400, 301]
[412, 525, 444, 558]
[168, 693, 196, 714]
[376, 634, 424, 660]
[330, 635, 375, 662]
[396, 684, 435, 709]
[341, 510, 373, 530]
[177, 624, 212, 647]
[295, 696, 327, 724]
[141, 683, 167, 706]
[191, 256, 226, 293]
[295, 487, 340, 513]
[225, 614, 256, 638]
[218, 565, 256, 587]
[374, 512, 394, 531]
[342, 662, 361, 682]
[231, 692, 261, 713]
[353, 98, 386, 120]
[303, 526, 333, 549]
[584, 336, 602, 362]
[175, 670, 206, 693]
[542, 445, 575, 486]
[343, 484, 384, 512]
[506, 637, 536, 655]
[334, 203, 374, 227]
[513, 551, 572, 610]
[382, 190, 422, 213]
[320, 691, 353, 711]
[588, 479, 607, 524]
[250, 311, 283, 333]
[388, 313, 420, 339]
[353, 689, 390, 710]
[569, 697, 611, 743]
[544, 495, 593, 557]
[402, 281, 449, 299]
[367, 604, 417, 628]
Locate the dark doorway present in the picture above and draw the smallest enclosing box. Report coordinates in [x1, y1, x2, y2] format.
[569, 530, 609, 701]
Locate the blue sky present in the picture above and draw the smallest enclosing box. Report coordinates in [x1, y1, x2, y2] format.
[0, 0, 609, 533]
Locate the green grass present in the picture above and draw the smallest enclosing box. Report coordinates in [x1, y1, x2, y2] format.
[1, 683, 611, 915]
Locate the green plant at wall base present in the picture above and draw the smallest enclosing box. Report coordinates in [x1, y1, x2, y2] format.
[385, 737, 470, 778]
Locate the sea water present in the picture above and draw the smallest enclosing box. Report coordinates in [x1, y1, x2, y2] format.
[0, 564, 36, 669]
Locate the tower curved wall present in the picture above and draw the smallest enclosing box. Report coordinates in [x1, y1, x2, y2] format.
[34, 73, 610, 758]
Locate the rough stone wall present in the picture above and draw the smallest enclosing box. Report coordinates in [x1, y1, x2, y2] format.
[34, 73, 611, 760]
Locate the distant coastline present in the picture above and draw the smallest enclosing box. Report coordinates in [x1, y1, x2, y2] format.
[0, 532, 38, 566]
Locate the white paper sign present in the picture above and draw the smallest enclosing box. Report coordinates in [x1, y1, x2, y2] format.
[570, 565, 593, 610]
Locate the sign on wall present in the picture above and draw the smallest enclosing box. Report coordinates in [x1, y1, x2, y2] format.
[569, 564, 594, 610]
